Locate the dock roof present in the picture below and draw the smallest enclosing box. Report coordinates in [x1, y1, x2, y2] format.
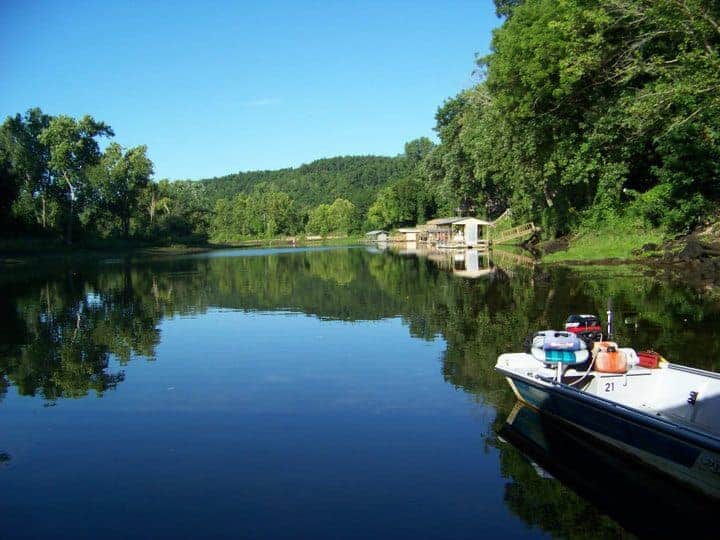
[453, 217, 492, 226]
[426, 217, 463, 226]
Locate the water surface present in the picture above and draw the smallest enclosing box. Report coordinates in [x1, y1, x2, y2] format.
[1, 247, 718, 539]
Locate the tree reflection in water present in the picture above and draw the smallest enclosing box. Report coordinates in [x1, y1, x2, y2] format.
[1, 246, 718, 407]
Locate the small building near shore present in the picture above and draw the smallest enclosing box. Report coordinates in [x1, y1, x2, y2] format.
[397, 227, 420, 242]
[365, 230, 389, 242]
[451, 217, 492, 248]
[423, 217, 463, 245]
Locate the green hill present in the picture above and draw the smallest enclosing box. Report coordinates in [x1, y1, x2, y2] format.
[197, 155, 410, 215]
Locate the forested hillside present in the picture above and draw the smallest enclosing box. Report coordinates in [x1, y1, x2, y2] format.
[198, 155, 410, 217]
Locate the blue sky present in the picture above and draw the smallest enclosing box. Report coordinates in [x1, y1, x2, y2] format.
[1, 1, 498, 180]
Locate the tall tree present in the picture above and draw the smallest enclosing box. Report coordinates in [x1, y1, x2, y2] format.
[404, 137, 435, 166]
[0, 151, 20, 228]
[143, 180, 171, 227]
[0, 108, 53, 229]
[90, 143, 154, 237]
[38, 115, 113, 244]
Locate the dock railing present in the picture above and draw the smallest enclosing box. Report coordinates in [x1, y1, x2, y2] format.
[492, 222, 538, 245]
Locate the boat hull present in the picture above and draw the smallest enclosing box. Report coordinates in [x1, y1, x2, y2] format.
[502, 372, 720, 499]
[499, 403, 718, 537]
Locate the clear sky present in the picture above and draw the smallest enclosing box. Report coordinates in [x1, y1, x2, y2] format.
[1, 1, 499, 180]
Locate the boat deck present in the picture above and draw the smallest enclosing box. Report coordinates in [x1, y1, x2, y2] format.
[497, 353, 720, 438]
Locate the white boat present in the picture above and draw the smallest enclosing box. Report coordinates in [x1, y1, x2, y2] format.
[495, 330, 720, 499]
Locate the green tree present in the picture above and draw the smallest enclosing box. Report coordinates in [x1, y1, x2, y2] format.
[367, 174, 438, 230]
[262, 191, 297, 237]
[306, 198, 357, 235]
[494, 0, 524, 18]
[327, 198, 357, 233]
[142, 180, 171, 229]
[404, 137, 435, 166]
[0, 146, 21, 228]
[210, 198, 234, 242]
[411, 0, 720, 236]
[0, 108, 54, 230]
[479, 0, 720, 233]
[306, 203, 332, 235]
[38, 115, 114, 243]
[163, 180, 211, 240]
[89, 143, 154, 237]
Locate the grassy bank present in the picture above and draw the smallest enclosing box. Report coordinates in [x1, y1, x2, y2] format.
[542, 224, 664, 263]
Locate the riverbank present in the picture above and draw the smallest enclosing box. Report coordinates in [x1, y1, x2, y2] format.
[538, 217, 720, 294]
[0, 241, 213, 267]
[541, 213, 720, 263]
[0, 235, 364, 265]
[540, 224, 664, 264]
[215, 235, 362, 248]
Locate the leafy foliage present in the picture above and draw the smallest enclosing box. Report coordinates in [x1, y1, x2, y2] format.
[306, 198, 358, 235]
[87, 143, 153, 237]
[39, 114, 114, 243]
[210, 191, 300, 241]
[418, 0, 720, 236]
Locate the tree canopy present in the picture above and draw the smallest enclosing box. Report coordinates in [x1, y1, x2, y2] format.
[416, 0, 720, 235]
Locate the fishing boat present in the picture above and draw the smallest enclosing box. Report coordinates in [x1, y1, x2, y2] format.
[494, 313, 720, 499]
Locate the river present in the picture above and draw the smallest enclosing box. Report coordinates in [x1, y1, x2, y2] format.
[1, 246, 718, 539]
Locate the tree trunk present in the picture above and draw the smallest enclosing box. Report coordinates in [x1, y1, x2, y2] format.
[41, 193, 47, 229]
[66, 194, 73, 245]
[63, 174, 75, 245]
[149, 194, 156, 224]
[123, 214, 130, 239]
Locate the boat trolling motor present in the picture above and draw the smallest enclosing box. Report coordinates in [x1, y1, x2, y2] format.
[564, 313, 603, 346]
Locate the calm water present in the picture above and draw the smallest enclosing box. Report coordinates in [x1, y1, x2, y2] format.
[1, 246, 718, 539]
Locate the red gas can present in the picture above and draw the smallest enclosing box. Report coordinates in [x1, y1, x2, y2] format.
[638, 350, 662, 369]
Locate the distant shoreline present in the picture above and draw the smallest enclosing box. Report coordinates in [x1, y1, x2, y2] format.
[0, 235, 364, 265]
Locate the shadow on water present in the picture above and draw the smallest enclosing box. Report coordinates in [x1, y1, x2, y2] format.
[498, 403, 716, 539]
[1, 246, 719, 537]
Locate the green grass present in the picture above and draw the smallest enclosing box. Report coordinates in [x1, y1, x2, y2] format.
[543, 227, 664, 263]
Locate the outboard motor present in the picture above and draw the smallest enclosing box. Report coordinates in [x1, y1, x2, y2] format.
[565, 314, 602, 346]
